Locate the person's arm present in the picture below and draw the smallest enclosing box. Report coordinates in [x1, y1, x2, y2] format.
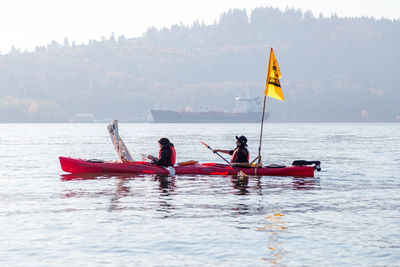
[155, 148, 171, 166]
[212, 149, 232, 155]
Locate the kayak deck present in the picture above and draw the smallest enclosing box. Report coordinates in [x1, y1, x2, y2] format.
[59, 156, 316, 177]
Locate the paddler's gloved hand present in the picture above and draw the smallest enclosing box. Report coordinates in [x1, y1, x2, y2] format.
[148, 155, 158, 163]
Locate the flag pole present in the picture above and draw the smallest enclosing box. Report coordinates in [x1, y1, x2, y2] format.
[257, 95, 267, 164]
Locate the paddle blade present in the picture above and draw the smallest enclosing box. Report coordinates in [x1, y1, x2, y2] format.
[201, 141, 209, 148]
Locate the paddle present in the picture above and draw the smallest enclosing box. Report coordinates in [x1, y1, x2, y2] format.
[201, 141, 248, 178]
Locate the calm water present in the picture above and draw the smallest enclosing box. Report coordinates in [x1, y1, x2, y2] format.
[0, 123, 399, 266]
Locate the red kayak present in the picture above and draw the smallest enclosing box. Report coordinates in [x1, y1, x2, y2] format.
[59, 156, 320, 177]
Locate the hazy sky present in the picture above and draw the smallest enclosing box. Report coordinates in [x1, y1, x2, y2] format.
[1, 0, 399, 54]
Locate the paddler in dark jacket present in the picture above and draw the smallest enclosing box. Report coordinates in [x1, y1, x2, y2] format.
[212, 135, 249, 163]
[148, 138, 176, 167]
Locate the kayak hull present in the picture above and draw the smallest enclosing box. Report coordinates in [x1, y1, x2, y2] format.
[59, 157, 315, 177]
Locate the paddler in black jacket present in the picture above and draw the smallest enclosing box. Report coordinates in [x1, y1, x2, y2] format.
[212, 135, 249, 164]
[148, 138, 176, 167]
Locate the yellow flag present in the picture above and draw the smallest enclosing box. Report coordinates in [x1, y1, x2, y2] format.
[264, 48, 284, 101]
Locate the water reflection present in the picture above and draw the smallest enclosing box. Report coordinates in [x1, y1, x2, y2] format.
[61, 173, 107, 181]
[61, 173, 178, 213]
[231, 176, 249, 195]
[61, 174, 318, 192]
[60, 173, 318, 222]
[60, 173, 140, 181]
[292, 177, 320, 190]
[261, 177, 319, 191]
[259, 211, 287, 265]
[61, 173, 138, 212]
[153, 175, 177, 218]
[153, 174, 176, 195]
[109, 177, 132, 212]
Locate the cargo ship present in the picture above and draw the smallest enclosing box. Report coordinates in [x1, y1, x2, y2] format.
[150, 97, 269, 123]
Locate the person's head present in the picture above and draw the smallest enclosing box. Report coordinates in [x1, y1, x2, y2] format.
[236, 135, 247, 147]
[158, 137, 170, 147]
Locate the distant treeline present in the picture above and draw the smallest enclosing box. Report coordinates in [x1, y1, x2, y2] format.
[0, 7, 399, 122]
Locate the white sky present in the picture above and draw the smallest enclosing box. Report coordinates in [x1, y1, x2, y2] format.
[0, 0, 399, 54]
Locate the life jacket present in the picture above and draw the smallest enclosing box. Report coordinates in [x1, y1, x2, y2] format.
[170, 145, 176, 165]
[158, 144, 176, 166]
[231, 146, 249, 163]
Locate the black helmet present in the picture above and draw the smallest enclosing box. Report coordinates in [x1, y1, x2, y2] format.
[236, 135, 247, 146]
[158, 137, 170, 146]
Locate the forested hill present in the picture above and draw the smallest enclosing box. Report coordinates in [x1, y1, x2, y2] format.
[1, 7, 399, 122]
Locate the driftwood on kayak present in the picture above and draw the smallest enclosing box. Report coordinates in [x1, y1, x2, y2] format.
[107, 120, 133, 162]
